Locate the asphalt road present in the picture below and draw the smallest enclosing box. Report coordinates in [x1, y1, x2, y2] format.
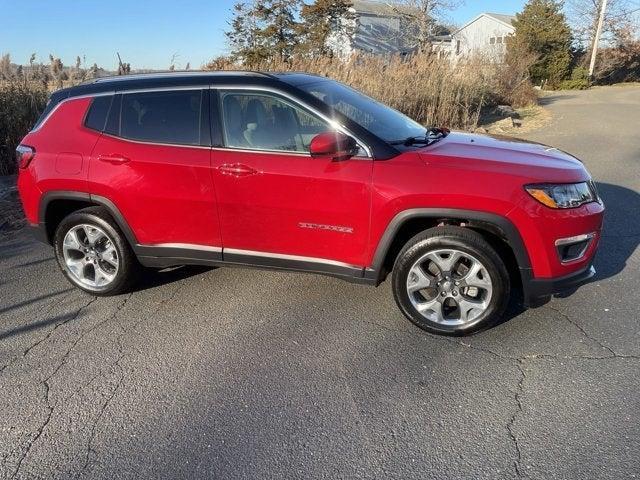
[1, 86, 639, 480]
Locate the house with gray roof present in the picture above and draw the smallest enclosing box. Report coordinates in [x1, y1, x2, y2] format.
[327, 0, 420, 57]
[327, 5, 517, 62]
[449, 12, 517, 62]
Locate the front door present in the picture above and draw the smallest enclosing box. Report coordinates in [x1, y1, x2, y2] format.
[212, 90, 372, 268]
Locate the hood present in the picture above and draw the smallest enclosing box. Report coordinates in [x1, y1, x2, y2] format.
[418, 131, 589, 182]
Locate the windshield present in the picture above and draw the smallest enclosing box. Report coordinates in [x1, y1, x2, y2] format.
[295, 79, 426, 143]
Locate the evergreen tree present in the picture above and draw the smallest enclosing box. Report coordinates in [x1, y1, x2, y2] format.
[509, 0, 573, 87]
[254, 0, 302, 61]
[297, 0, 355, 56]
[225, 1, 269, 66]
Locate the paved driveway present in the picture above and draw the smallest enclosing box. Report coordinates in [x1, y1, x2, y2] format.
[1, 86, 639, 479]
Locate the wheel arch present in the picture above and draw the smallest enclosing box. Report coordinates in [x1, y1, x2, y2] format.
[38, 191, 138, 247]
[367, 208, 532, 286]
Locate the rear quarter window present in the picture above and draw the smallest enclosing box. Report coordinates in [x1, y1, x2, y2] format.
[84, 95, 114, 132]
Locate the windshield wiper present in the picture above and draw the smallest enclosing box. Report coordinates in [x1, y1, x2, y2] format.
[389, 127, 449, 146]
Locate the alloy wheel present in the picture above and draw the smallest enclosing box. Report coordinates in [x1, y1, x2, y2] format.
[406, 248, 493, 327]
[62, 224, 119, 289]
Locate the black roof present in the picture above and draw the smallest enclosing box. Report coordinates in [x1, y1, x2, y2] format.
[54, 71, 328, 101]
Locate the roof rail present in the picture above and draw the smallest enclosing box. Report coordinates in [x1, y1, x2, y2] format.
[88, 70, 273, 84]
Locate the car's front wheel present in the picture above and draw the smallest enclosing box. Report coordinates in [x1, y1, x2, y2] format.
[53, 207, 139, 295]
[392, 226, 510, 335]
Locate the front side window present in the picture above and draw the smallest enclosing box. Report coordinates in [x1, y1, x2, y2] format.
[295, 79, 426, 143]
[220, 91, 329, 153]
[120, 90, 202, 145]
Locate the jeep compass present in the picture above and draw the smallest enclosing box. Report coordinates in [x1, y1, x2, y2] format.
[16, 72, 604, 335]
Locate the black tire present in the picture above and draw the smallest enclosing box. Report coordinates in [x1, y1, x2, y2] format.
[392, 226, 510, 336]
[53, 206, 140, 296]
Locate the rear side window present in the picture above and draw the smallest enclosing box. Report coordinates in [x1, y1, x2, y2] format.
[120, 90, 202, 145]
[84, 95, 114, 132]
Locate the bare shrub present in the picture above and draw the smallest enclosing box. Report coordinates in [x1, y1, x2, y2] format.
[496, 46, 539, 107]
[594, 27, 640, 84]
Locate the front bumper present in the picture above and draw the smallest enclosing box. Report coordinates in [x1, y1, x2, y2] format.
[521, 263, 596, 307]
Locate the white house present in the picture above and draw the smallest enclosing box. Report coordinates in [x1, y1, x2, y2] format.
[450, 13, 516, 62]
[327, 0, 419, 57]
[327, 6, 517, 63]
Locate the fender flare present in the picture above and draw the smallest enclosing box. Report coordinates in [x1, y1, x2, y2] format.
[367, 208, 532, 279]
[38, 191, 138, 247]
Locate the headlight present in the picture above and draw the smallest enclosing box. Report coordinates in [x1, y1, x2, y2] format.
[525, 182, 597, 209]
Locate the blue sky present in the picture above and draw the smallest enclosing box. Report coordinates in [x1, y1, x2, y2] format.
[1, 0, 527, 70]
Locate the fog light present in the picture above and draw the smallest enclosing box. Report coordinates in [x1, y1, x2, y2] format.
[555, 233, 595, 263]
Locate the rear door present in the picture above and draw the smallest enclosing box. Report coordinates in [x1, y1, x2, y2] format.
[88, 88, 221, 249]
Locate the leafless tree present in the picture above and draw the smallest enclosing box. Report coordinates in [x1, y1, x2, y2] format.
[567, 0, 640, 48]
[388, 0, 463, 52]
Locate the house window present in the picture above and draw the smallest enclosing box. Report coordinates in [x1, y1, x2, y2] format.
[489, 37, 496, 45]
[456, 40, 461, 54]
[497, 36, 503, 44]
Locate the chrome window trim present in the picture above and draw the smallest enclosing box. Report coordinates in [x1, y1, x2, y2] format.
[212, 85, 373, 158]
[102, 132, 212, 150]
[211, 146, 370, 160]
[211, 146, 311, 157]
[30, 91, 116, 133]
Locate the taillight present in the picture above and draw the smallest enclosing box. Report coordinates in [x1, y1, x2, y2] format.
[16, 145, 35, 169]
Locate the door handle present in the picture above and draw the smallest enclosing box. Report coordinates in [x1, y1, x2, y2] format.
[98, 154, 130, 164]
[218, 163, 258, 177]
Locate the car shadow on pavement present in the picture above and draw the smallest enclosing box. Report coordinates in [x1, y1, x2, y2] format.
[132, 265, 215, 293]
[591, 182, 639, 280]
[552, 181, 639, 301]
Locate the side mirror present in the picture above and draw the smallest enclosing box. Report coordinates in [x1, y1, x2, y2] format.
[309, 132, 360, 161]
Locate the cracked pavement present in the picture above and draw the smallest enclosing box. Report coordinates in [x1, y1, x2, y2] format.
[1, 86, 639, 479]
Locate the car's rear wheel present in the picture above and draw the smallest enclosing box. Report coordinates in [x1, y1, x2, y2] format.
[53, 207, 139, 295]
[392, 226, 510, 335]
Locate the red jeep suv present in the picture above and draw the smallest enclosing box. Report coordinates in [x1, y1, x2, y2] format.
[16, 72, 604, 335]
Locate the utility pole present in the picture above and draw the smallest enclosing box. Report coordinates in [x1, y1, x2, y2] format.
[588, 0, 608, 78]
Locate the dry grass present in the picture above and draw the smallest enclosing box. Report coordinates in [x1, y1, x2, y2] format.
[0, 80, 48, 176]
[205, 53, 534, 131]
[479, 105, 551, 136]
